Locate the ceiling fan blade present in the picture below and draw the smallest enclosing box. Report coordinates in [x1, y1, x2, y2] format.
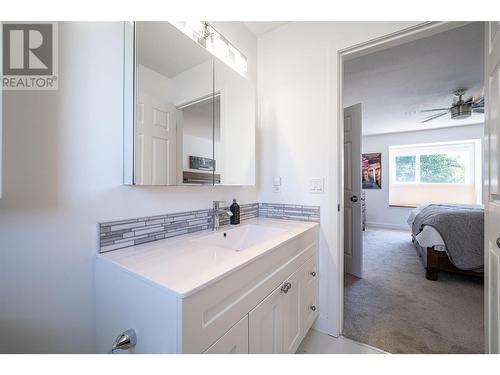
[420, 108, 450, 112]
[420, 111, 448, 123]
[473, 108, 485, 113]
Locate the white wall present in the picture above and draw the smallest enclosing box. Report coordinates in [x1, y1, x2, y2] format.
[0, 22, 258, 353]
[257, 21, 421, 335]
[137, 64, 173, 103]
[362, 124, 483, 229]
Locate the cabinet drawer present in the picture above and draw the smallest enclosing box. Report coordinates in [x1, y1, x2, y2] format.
[204, 315, 249, 354]
[304, 254, 319, 286]
[301, 256, 319, 334]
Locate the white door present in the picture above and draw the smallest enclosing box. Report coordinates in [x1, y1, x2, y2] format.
[344, 104, 363, 278]
[136, 93, 177, 185]
[485, 21, 500, 354]
[204, 315, 249, 354]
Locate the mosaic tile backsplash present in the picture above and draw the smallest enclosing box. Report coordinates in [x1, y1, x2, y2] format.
[99, 202, 319, 253]
[258, 203, 321, 222]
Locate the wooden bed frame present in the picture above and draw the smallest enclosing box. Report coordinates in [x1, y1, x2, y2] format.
[412, 237, 484, 281]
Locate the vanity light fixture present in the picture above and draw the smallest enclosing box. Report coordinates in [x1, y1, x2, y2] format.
[172, 21, 248, 77]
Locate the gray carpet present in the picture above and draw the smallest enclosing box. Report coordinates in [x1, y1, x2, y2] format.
[343, 227, 484, 354]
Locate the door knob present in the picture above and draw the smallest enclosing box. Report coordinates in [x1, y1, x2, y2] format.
[310, 305, 317, 311]
[496, 237, 500, 248]
[350, 195, 358, 203]
[310, 271, 317, 277]
[281, 282, 292, 294]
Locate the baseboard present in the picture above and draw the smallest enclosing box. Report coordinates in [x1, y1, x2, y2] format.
[313, 315, 338, 337]
[340, 336, 389, 354]
[365, 222, 409, 231]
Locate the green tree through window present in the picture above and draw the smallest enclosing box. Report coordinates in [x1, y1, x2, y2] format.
[420, 154, 465, 183]
[395, 155, 416, 182]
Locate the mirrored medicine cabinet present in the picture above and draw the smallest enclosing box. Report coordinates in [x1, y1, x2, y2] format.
[123, 21, 256, 186]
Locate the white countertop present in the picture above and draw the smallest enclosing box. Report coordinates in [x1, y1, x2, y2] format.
[97, 218, 319, 298]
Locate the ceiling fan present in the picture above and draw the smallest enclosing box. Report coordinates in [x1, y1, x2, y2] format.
[420, 89, 485, 123]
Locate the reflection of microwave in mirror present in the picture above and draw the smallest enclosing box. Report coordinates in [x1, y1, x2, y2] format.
[189, 156, 215, 171]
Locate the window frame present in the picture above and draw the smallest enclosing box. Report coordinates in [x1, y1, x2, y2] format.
[389, 140, 478, 186]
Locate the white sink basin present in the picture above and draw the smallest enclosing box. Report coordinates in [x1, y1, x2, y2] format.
[192, 224, 289, 251]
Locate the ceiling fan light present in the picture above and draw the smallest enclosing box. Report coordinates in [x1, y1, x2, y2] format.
[450, 103, 472, 120]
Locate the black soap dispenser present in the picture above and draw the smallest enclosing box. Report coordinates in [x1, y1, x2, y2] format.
[230, 198, 240, 225]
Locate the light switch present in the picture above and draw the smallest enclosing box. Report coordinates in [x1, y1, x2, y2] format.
[309, 178, 324, 193]
[273, 176, 282, 193]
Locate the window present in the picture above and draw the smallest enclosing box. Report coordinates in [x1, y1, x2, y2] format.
[389, 140, 481, 207]
[394, 155, 416, 182]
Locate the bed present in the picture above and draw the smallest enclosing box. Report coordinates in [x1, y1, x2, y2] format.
[407, 204, 484, 281]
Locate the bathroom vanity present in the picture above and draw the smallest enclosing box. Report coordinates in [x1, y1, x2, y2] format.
[107, 21, 319, 353]
[95, 218, 319, 354]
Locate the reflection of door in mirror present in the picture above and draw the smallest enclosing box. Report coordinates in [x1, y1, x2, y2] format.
[136, 91, 177, 185]
[135, 21, 214, 185]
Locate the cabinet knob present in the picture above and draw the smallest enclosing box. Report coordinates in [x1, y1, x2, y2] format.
[310, 305, 317, 311]
[281, 282, 292, 294]
[310, 271, 317, 277]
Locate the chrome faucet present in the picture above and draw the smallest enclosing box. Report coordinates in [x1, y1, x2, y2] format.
[212, 200, 233, 231]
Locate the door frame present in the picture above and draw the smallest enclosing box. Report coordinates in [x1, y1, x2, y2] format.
[335, 21, 474, 335]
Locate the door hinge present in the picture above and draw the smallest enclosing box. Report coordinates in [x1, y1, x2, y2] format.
[337, 203, 341, 212]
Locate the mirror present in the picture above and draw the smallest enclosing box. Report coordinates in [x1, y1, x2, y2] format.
[123, 21, 255, 186]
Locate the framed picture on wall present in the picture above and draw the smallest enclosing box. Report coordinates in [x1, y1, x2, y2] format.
[362, 153, 382, 189]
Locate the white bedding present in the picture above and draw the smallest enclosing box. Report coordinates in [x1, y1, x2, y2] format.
[407, 203, 483, 251]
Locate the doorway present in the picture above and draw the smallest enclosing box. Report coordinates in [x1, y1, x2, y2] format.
[338, 22, 487, 353]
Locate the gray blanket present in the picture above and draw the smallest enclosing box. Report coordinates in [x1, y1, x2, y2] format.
[412, 204, 484, 270]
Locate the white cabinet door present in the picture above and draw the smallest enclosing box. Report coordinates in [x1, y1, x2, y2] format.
[249, 267, 305, 354]
[282, 268, 302, 354]
[249, 281, 285, 353]
[204, 315, 249, 354]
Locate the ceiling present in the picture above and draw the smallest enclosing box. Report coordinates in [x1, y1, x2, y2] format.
[343, 22, 485, 136]
[243, 22, 287, 36]
[136, 22, 212, 78]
